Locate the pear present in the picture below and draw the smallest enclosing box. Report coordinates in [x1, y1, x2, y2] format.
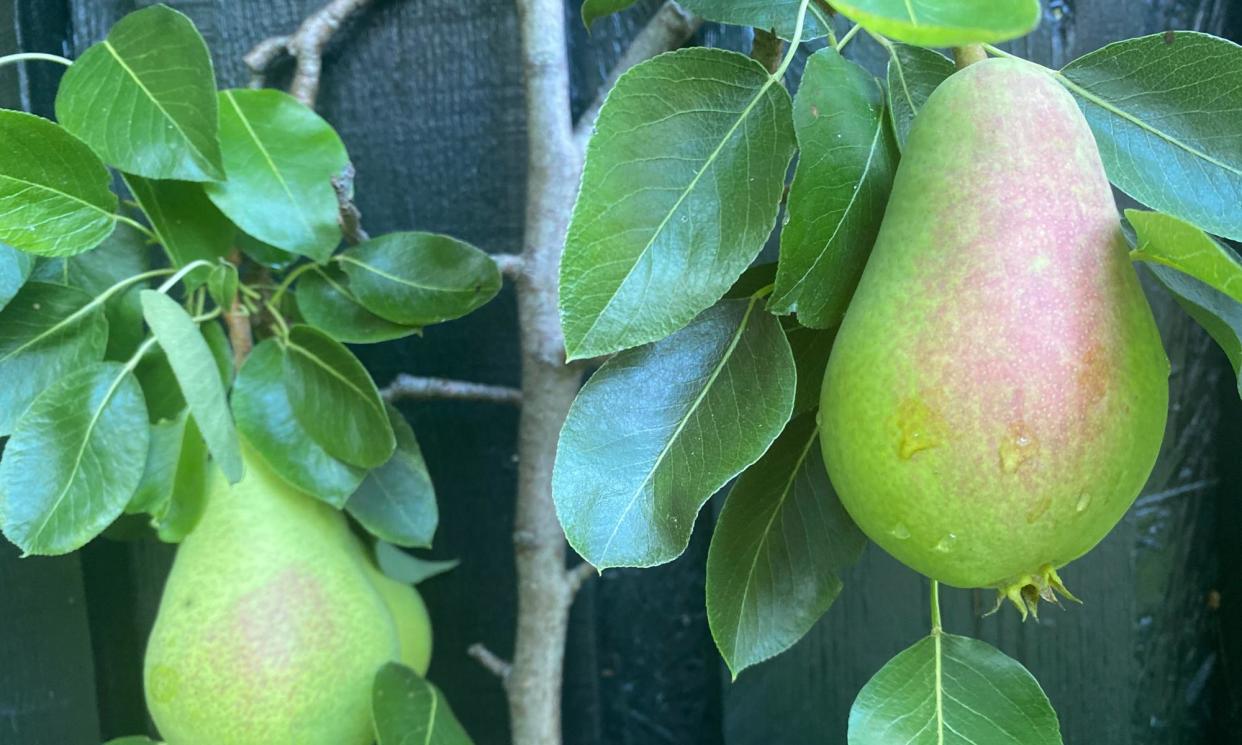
[367, 565, 433, 676]
[144, 447, 431, 744]
[819, 58, 1168, 612]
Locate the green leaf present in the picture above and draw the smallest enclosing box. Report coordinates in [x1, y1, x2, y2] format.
[678, 0, 833, 41]
[706, 412, 865, 677]
[582, 0, 638, 29]
[560, 47, 796, 360]
[282, 324, 395, 469]
[0, 110, 118, 257]
[126, 411, 208, 543]
[832, 0, 1040, 46]
[204, 89, 348, 261]
[104, 738, 163, 745]
[1059, 32, 1242, 241]
[206, 261, 239, 310]
[140, 290, 243, 483]
[337, 232, 501, 327]
[54, 6, 222, 181]
[238, 230, 298, 270]
[1127, 209, 1242, 304]
[770, 49, 896, 329]
[0, 282, 109, 436]
[885, 43, 954, 151]
[296, 265, 419, 344]
[232, 338, 365, 506]
[373, 663, 474, 745]
[1145, 263, 1242, 397]
[849, 631, 1062, 744]
[554, 299, 795, 569]
[0, 243, 33, 312]
[375, 541, 459, 585]
[33, 224, 150, 361]
[346, 404, 437, 548]
[0, 361, 149, 555]
[786, 322, 835, 417]
[123, 175, 234, 268]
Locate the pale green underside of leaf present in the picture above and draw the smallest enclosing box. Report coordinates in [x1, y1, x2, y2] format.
[560, 47, 796, 360]
[0, 110, 117, 257]
[1060, 32, 1242, 241]
[0, 281, 108, 436]
[553, 299, 795, 570]
[770, 48, 896, 329]
[372, 663, 474, 745]
[0, 243, 33, 312]
[140, 290, 243, 483]
[232, 339, 366, 507]
[375, 541, 459, 585]
[677, 0, 832, 40]
[832, 0, 1041, 46]
[1128, 209, 1242, 305]
[1144, 263, 1242, 398]
[886, 43, 954, 150]
[204, 89, 347, 261]
[282, 324, 395, 469]
[849, 632, 1062, 745]
[347, 404, 438, 548]
[55, 5, 223, 181]
[706, 412, 865, 676]
[0, 361, 149, 556]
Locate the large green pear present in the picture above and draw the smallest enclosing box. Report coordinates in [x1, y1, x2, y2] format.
[819, 58, 1168, 613]
[144, 447, 431, 744]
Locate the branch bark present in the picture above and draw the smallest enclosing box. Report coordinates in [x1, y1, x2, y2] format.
[382, 374, 523, 406]
[244, 0, 376, 106]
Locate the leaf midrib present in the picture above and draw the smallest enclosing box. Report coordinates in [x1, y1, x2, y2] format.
[286, 337, 385, 419]
[572, 59, 781, 355]
[1056, 70, 1242, 178]
[222, 91, 317, 238]
[25, 364, 130, 550]
[596, 300, 759, 563]
[338, 254, 479, 295]
[101, 38, 213, 170]
[730, 423, 819, 663]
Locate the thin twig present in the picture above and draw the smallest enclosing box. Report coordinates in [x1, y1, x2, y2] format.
[244, 0, 376, 107]
[572, 1, 701, 157]
[332, 162, 370, 244]
[468, 643, 514, 682]
[565, 562, 598, 595]
[223, 249, 253, 368]
[493, 253, 525, 280]
[382, 374, 523, 406]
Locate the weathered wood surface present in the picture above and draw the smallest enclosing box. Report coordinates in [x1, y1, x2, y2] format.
[1, 1, 1239, 744]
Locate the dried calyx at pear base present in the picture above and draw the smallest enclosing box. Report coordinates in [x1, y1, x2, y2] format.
[819, 57, 1169, 620]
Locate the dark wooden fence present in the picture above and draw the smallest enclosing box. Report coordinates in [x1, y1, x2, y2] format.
[1, 1, 1239, 744]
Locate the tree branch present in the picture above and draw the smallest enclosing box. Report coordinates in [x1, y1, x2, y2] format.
[572, 1, 701, 157]
[223, 249, 253, 368]
[244, 0, 376, 107]
[468, 643, 514, 683]
[493, 253, 525, 280]
[565, 561, 598, 595]
[750, 28, 784, 74]
[382, 374, 523, 406]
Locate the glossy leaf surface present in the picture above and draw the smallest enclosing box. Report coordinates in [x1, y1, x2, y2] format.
[0, 110, 117, 257]
[554, 299, 795, 569]
[0, 362, 148, 555]
[347, 405, 438, 548]
[560, 48, 796, 359]
[707, 412, 865, 676]
[204, 89, 347, 261]
[770, 48, 896, 328]
[55, 5, 222, 181]
[832, 0, 1041, 46]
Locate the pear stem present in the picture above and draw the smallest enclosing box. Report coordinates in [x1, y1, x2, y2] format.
[954, 44, 988, 69]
